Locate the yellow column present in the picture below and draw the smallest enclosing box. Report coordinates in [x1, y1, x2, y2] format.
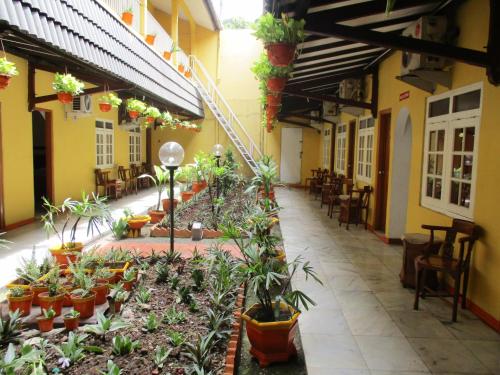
[139, 0, 147, 36]
[190, 21, 196, 56]
[171, 0, 179, 65]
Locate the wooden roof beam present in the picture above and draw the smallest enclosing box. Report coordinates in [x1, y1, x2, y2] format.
[283, 87, 372, 109]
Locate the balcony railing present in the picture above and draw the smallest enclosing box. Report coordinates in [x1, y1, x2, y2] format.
[100, 0, 141, 33]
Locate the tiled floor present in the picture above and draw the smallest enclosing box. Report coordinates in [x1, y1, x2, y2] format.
[276, 187, 500, 375]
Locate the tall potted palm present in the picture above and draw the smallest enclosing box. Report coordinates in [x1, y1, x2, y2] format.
[139, 165, 170, 223]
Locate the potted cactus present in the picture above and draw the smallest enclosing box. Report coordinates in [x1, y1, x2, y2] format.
[69, 263, 97, 319]
[37, 308, 56, 333]
[122, 7, 133, 26]
[63, 310, 80, 331]
[126, 98, 147, 119]
[99, 92, 122, 112]
[38, 277, 65, 317]
[7, 288, 33, 317]
[0, 57, 19, 90]
[52, 73, 85, 104]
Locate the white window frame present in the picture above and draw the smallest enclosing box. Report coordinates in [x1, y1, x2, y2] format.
[356, 116, 375, 182]
[323, 125, 332, 170]
[95, 119, 114, 169]
[129, 127, 141, 164]
[335, 123, 347, 174]
[421, 82, 482, 220]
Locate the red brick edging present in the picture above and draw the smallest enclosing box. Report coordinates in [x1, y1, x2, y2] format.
[224, 285, 246, 374]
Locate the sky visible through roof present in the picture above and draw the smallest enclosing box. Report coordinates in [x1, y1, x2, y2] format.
[220, 0, 263, 22]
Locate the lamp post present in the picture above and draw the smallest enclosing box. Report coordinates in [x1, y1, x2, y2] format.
[212, 144, 224, 200]
[159, 142, 184, 253]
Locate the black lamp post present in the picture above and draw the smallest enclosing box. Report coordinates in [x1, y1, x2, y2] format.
[159, 142, 184, 253]
[212, 144, 224, 200]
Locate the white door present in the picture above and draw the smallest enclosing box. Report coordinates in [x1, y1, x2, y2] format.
[280, 127, 303, 184]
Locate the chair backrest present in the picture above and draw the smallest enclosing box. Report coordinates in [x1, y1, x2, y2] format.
[452, 219, 480, 267]
[117, 166, 126, 180]
[95, 169, 105, 186]
[332, 177, 343, 195]
[361, 186, 372, 208]
[130, 164, 140, 178]
[343, 178, 353, 194]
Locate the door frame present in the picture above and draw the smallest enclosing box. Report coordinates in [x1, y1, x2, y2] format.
[329, 123, 336, 172]
[0, 103, 5, 228]
[280, 127, 303, 184]
[374, 109, 392, 231]
[34, 108, 54, 205]
[347, 120, 356, 178]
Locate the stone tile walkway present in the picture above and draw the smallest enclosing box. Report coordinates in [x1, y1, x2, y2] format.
[276, 187, 500, 375]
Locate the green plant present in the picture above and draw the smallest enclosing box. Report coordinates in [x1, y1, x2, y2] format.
[190, 365, 214, 375]
[253, 12, 305, 45]
[139, 165, 170, 211]
[251, 52, 291, 81]
[206, 309, 232, 341]
[177, 285, 193, 305]
[155, 262, 169, 283]
[191, 268, 204, 291]
[109, 218, 128, 241]
[144, 106, 161, 119]
[164, 248, 182, 264]
[0, 58, 19, 77]
[52, 72, 84, 95]
[83, 312, 130, 341]
[183, 332, 215, 371]
[0, 310, 22, 347]
[142, 313, 159, 333]
[8, 288, 25, 298]
[126, 98, 146, 113]
[0, 232, 12, 249]
[111, 335, 140, 356]
[0, 343, 45, 374]
[167, 330, 185, 347]
[104, 248, 134, 264]
[135, 286, 152, 305]
[64, 310, 80, 319]
[42, 308, 56, 319]
[162, 305, 186, 325]
[69, 263, 95, 298]
[159, 111, 174, 129]
[189, 300, 199, 313]
[100, 360, 122, 375]
[153, 346, 171, 369]
[14, 248, 45, 284]
[99, 92, 122, 107]
[170, 275, 180, 290]
[220, 148, 241, 196]
[246, 155, 280, 200]
[93, 266, 114, 281]
[51, 332, 88, 368]
[122, 267, 137, 282]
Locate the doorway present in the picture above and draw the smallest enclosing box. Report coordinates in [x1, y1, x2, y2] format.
[347, 120, 356, 178]
[32, 109, 53, 213]
[280, 127, 303, 184]
[374, 110, 391, 232]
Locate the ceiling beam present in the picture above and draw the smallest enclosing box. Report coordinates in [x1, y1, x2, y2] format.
[281, 112, 336, 125]
[277, 117, 316, 129]
[283, 88, 372, 109]
[287, 69, 368, 89]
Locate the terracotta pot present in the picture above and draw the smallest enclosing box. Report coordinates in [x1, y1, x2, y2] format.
[70, 291, 96, 319]
[181, 191, 194, 202]
[266, 93, 282, 107]
[99, 102, 112, 112]
[127, 216, 150, 229]
[91, 283, 109, 305]
[31, 285, 49, 306]
[121, 11, 133, 26]
[122, 280, 134, 292]
[148, 210, 166, 224]
[266, 43, 296, 67]
[96, 275, 115, 286]
[8, 291, 33, 317]
[63, 316, 80, 331]
[192, 182, 203, 193]
[242, 303, 300, 367]
[267, 77, 287, 92]
[114, 301, 122, 313]
[62, 284, 76, 307]
[37, 317, 54, 333]
[267, 105, 280, 120]
[185, 70, 192, 78]
[146, 116, 155, 124]
[50, 243, 83, 266]
[0, 75, 12, 89]
[57, 92, 74, 104]
[38, 292, 64, 317]
[162, 198, 178, 213]
[128, 110, 140, 119]
[163, 51, 172, 60]
[145, 34, 156, 45]
[178, 64, 185, 73]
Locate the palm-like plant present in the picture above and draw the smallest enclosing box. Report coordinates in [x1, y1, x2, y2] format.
[246, 155, 280, 199]
[139, 165, 170, 211]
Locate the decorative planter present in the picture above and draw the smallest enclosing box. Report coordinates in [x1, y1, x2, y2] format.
[122, 11, 133, 26]
[57, 92, 74, 104]
[38, 292, 64, 317]
[148, 210, 166, 224]
[266, 93, 282, 107]
[37, 317, 54, 333]
[266, 43, 296, 67]
[99, 102, 112, 112]
[162, 198, 178, 213]
[91, 283, 109, 305]
[70, 291, 97, 319]
[31, 285, 49, 306]
[63, 316, 80, 331]
[267, 77, 287, 93]
[145, 34, 156, 45]
[128, 110, 140, 119]
[181, 191, 194, 202]
[192, 182, 204, 193]
[122, 280, 134, 292]
[178, 64, 185, 73]
[146, 116, 155, 124]
[185, 70, 192, 78]
[49, 242, 84, 266]
[242, 303, 300, 368]
[163, 51, 172, 60]
[8, 291, 33, 317]
[127, 215, 150, 229]
[114, 301, 123, 313]
[0, 75, 12, 89]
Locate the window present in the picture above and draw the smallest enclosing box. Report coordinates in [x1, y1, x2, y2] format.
[96, 120, 113, 168]
[323, 126, 332, 170]
[335, 124, 347, 173]
[421, 83, 482, 219]
[357, 116, 374, 182]
[129, 127, 141, 164]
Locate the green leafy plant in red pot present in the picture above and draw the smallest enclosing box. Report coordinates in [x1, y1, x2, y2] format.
[126, 98, 146, 120]
[139, 165, 171, 223]
[0, 57, 19, 90]
[52, 72, 85, 104]
[7, 288, 33, 317]
[37, 307, 56, 333]
[69, 262, 97, 319]
[91, 281, 109, 306]
[63, 309, 80, 331]
[253, 13, 305, 67]
[251, 53, 291, 93]
[38, 275, 65, 317]
[108, 283, 130, 314]
[121, 268, 137, 292]
[99, 92, 122, 113]
[144, 105, 161, 125]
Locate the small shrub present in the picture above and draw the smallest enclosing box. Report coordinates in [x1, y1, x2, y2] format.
[155, 262, 169, 283]
[143, 313, 159, 333]
[162, 305, 186, 325]
[111, 335, 140, 356]
[167, 330, 185, 347]
[135, 286, 152, 304]
[153, 346, 171, 369]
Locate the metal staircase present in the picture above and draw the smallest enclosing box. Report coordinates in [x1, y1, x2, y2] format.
[189, 55, 262, 174]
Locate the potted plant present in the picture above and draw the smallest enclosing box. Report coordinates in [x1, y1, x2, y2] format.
[126, 98, 147, 119]
[253, 13, 305, 67]
[121, 7, 133, 26]
[63, 310, 80, 331]
[121, 268, 137, 292]
[99, 92, 122, 112]
[163, 43, 179, 60]
[193, 152, 212, 193]
[251, 53, 291, 93]
[145, 33, 157, 45]
[109, 283, 129, 314]
[38, 277, 65, 317]
[267, 92, 282, 107]
[70, 273, 97, 319]
[144, 106, 161, 125]
[37, 308, 56, 333]
[7, 288, 33, 317]
[92, 279, 109, 306]
[52, 72, 85, 104]
[94, 266, 115, 286]
[40, 194, 110, 265]
[247, 156, 280, 202]
[0, 57, 19, 89]
[184, 68, 192, 78]
[139, 165, 170, 223]
[178, 63, 185, 73]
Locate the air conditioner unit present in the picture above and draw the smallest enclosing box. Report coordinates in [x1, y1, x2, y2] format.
[401, 16, 448, 75]
[339, 79, 363, 101]
[323, 101, 338, 117]
[65, 95, 92, 119]
[310, 110, 323, 129]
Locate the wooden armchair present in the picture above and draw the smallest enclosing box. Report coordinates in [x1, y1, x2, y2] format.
[310, 169, 329, 199]
[95, 169, 120, 199]
[413, 219, 481, 322]
[326, 177, 344, 217]
[130, 164, 144, 189]
[118, 166, 137, 195]
[304, 168, 322, 192]
[338, 185, 371, 229]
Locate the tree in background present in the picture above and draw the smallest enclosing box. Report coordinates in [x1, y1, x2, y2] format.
[223, 17, 253, 29]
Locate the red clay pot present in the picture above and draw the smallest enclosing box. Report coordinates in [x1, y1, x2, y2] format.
[38, 292, 64, 317]
[122, 11, 133, 26]
[146, 116, 155, 124]
[266, 43, 296, 67]
[63, 316, 80, 331]
[57, 92, 73, 104]
[50, 243, 83, 266]
[192, 182, 204, 193]
[163, 51, 172, 60]
[128, 110, 140, 119]
[91, 283, 109, 305]
[185, 70, 192, 78]
[122, 280, 134, 292]
[8, 291, 33, 317]
[31, 285, 49, 306]
[99, 102, 112, 112]
[114, 301, 122, 313]
[267, 93, 282, 107]
[37, 317, 54, 333]
[0, 75, 12, 89]
[181, 191, 194, 202]
[178, 64, 185, 73]
[62, 284, 76, 307]
[267, 77, 287, 92]
[162, 198, 178, 213]
[148, 210, 166, 224]
[145, 34, 156, 45]
[70, 292, 96, 319]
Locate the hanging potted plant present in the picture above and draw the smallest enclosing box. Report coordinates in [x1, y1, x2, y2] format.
[139, 165, 171, 223]
[0, 57, 19, 90]
[251, 53, 291, 93]
[159, 111, 174, 129]
[69, 269, 97, 319]
[267, 92, 282, 107]
[63, 310, 80, 331]
[37, 308, 56, 333]
[126, 98, 147, 119]
[253, 13, 305, 67]
[99, 92, 122, 112]
[122, 7, 133, 26]
[7, 287, 33, 317]
[145, 32, 157, 45]
[144, 106, 161, 125]
[52, 72, 85, 104]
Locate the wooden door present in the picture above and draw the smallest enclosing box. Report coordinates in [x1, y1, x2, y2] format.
[280, 127, 303, 184]
[374, 110, 391, 231]
[347, 120, 356, 178]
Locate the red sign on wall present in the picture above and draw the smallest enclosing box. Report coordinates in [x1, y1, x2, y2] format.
[399, 91, 410, 101]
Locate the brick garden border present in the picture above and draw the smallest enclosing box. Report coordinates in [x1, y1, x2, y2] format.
[149, 224, 224, 239]
[224, 285, 246, 374]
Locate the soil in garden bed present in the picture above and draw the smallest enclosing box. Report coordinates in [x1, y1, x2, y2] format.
[41, 257, 236, 374]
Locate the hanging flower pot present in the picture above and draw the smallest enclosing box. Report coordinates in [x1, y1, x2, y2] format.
[144, 106, 160, 125]
[145, 34, 156, 45]
[126, 98, 146, 120]
[266, 43, 296, 67]
[178, 64, 185, 73]
[122, 9, 133, 26]
[0, 57, 19, 90]
[266, 93, 282, 107]
[99, 92, 122, 113]
[267, 105, 280, 119]
[163, 51, 172, 60]
[99, 102, 111, 112]
[267, 77, 287, 92]
[57, 92, 73, 104]
[53, 73, 84, 104]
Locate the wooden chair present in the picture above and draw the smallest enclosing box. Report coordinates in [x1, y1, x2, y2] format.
[130, 164, 144, 189]
[338, 185, 371, 229]
[304, 168, 322, 192]
[327, 177, 344, 218]
[320, 173, 337, 208]
[413, 219, 481, 322]
[140, 163, 152, 188]
[118, 166, 137, 195]
[310, 169, 329, 199]
[95, 169, 120, 199]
